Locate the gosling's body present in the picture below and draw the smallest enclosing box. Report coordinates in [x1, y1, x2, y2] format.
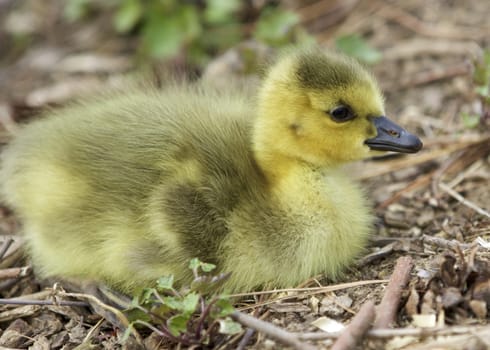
[0, 49, 421, 293]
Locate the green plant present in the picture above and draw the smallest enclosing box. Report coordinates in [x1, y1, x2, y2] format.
[251, 5, 314, 52]
[65, 0, 311, 65]
[335, 34, 382, 65]
[123, 258, 241, 347]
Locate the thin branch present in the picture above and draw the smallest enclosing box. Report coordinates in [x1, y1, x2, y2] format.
[0, 298, 89, 307]
[398, 62, 471, 89]
[331, 300, 376, 350]
[82, 318, 105, 343]
[0, 266, 31, 280]
[0, 247, 24, 269]
[57, 291, 144, 346]
[297, 0, 358, 24]
[195, 297, 218, 339]
[236, 328, 255, 350]
[439, 182, 490, 219]
[132, 320, 175, 341]
[374, 256, 413, 329]
[422, 235, 473, 251]
[377, 171, 435, 209]
[0, 238, 14, 259]
[236, 280, 389, 311]
[298, 324, 490, 340]
[375, 0, 490, 40]
[357, 134, 490, 180]
[230, 279, 389, 298]
[231, 311, 317, 350]
[381, 39, 482, 61]
[3, 289, 52, 301]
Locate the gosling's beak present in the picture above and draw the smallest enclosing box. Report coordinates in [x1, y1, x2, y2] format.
[365, 116, 423, 153]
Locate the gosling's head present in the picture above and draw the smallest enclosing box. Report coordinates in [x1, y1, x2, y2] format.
[253, 48, 422, 169]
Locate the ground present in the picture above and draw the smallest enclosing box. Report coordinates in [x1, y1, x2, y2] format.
[0, 0, 489, 349]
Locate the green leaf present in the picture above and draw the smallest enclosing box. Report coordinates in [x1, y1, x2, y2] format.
[142, 13, 184, 58]
[167, 314, 189, 336]
[254, 7, 299, 46]
[191, 272, 231, 294]
[461, 112, 480, 129]
[162, 296, 182, 310]
[64, 0, 91, 22]
[335, 34, 382, 64]
[201, 262, 216, 272]
[140, 288, 156, 304]
[125, 307, 151, 323]
[179, 5, 202, 41]
[204, 0, 241, 24]
[199, 22, 242, 51]
[182, 292, 199, 314]
[475, 85, 489, 97]
[294, 27, 317, 46]
[114, 0, 143, 33]
[473, 64, 489, 86]
[130, 295, 140, 307]
[484, 49, 490, 67]
[187, 43, 211, 67]
[212, 298, 235, 318]
[156, 275, 174, 290]
[189, 258, 201, 270]
[218, 318, 242, 335]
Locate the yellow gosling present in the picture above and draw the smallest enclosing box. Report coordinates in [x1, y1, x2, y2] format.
[0, 48, 422, 293]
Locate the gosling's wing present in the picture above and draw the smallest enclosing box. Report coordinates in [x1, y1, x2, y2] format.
[0, 83, 264, 288]
[2, 84, 255, 214]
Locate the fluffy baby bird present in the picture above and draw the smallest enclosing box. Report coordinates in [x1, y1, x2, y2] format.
[0, 48, 422, 293]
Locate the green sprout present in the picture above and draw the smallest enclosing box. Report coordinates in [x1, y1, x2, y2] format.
[122, 258, 241, 347]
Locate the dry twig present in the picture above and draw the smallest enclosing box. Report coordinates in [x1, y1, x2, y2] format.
[375, 1, 490, 40]
[0, 266, 31, 280]
[56, 291, 144, 346]
[234, 280, 389, 311]
[422, 235, 473, 251]
[0, 297, 88, 307]
[298, 324, 490, 340]
[438, 182, 490, 219]
[0, 247, 24, 269]
[382, 39, 482, 61]
[0, 238, 14, 260]
[231, 311, 317, 350]
[230, 280, 388, 299]
[297, 0, 358, 25]
[357, 134, 490, 180]
[236, 328, 255, 350]
[377, 171, 435, 209]
[396, 62, 471, 90]
[331, 300, 376, 350]
[374, 256, 413, 329]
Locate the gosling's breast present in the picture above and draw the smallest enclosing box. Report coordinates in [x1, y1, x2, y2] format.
[275, 167, 372, 274]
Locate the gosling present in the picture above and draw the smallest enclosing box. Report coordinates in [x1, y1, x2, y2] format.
[0, 48, 422, 293]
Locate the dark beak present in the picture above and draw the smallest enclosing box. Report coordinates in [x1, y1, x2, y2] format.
[365, 116, 423, 153]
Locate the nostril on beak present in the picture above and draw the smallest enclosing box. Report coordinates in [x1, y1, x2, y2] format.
[388, 130, 399, 137]
[381, 127, 400, 138]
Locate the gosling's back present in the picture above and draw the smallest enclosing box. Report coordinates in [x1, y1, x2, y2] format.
[0, 84, 273, 291]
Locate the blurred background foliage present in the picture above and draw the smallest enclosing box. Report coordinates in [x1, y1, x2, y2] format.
[62, 0, 379, 67]
[63, 0, 313, 65]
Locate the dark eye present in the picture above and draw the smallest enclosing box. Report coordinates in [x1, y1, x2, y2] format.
[329, 105, 355, 122]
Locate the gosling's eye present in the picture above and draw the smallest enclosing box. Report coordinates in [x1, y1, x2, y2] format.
[329, 105, 355, 122]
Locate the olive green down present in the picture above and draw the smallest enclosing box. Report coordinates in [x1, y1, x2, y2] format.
[0, 48, 416, 293]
